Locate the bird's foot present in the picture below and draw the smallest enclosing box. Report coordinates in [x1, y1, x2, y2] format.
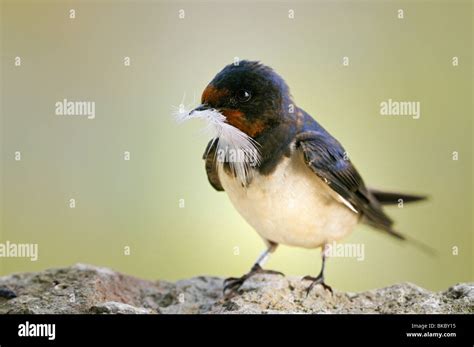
[302, 274, 333, 296]
[223, 264, 284, 296]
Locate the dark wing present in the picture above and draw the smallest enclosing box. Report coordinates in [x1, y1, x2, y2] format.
[296, 129, 404, 240]
[202, 140, 224, 191]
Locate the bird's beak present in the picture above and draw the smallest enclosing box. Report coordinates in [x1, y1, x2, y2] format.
[189, 104, 210, 116]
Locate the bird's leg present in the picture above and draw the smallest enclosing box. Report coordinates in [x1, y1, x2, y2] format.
[224, 241, 284, 295]
[303, 244, 333, 295]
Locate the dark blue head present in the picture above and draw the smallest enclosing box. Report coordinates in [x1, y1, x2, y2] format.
[196, 60, 293, 137]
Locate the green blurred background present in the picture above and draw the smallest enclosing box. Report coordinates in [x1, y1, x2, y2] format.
[1, 0, 472, 292]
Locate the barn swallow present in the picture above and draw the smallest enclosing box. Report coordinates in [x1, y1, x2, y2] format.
[180, 60, 427, 295]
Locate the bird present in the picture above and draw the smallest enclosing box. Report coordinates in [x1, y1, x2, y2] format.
[179, 60, 427, 296]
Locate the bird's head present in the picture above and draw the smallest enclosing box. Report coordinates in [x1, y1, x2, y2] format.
[189, 60, 292, 138]
[178, 61, 293, 185]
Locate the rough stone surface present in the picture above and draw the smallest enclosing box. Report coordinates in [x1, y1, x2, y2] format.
[0, 264, 472, 314]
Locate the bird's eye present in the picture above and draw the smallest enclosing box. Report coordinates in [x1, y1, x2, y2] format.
[237, 89, 252, 102]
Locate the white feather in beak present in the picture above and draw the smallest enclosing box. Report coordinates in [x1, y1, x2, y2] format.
[174, 105, 261, 186]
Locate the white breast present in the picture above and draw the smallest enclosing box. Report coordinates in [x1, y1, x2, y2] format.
[218, 150, 359, 249]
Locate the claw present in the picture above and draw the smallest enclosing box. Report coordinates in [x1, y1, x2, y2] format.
[223, 277, 239, 286]
[223, 265, 285, 296]
[302, 275, 333, 296]
[223, 276, 248, 295]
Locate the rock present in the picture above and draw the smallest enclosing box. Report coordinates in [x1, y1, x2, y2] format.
[0, 264, 472, 314]
[89, 302, 155, 314]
